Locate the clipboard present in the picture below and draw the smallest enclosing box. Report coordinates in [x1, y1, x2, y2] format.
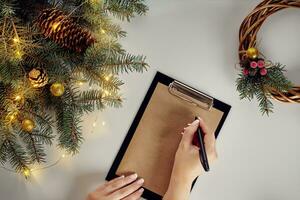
[106, 72, 231, 200]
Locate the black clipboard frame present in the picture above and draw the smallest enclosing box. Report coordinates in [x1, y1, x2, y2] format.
[106, 71, 231, 200]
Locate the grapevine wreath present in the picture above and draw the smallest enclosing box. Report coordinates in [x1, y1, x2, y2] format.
[237, 0, 300, 114]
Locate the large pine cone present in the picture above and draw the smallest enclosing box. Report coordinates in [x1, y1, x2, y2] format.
[36, 8, 95, 53]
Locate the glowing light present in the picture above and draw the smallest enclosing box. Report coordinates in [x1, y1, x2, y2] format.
[89, 86, 92, 89]
[15, 95, 22, 101]
[102, 121, 106, 126]
[104, 74, 112, 81]
[101, 29, 106, 34]
[7, 112, 18, 122]
[23, 168, 31, 178]
[61, 154, 66, 158]
[9, 114, 15, 121]
[15, 50, 22, 59]
[92, 122, 96, 127]
[104, 90, 110, 95]
[52, 22, 61, 31]
[13, 37, 20, 43]
[77, 81, 84, 86]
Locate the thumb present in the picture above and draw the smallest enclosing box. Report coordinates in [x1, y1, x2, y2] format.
[181, 119, 200, 147]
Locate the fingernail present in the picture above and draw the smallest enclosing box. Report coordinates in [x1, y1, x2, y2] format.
[192, 119, 200, 125]
[128, 173, 138, 180]
[139, 188, 144, 193]
[187, 123, 191, 126]
[137, 178, 144, 184]
[119, 175, 125, 178]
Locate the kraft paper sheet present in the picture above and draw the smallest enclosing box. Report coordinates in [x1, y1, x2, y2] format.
[116, 83, 224, 196]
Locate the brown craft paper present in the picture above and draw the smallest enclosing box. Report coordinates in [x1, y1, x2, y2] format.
[116, 83, 224, 196]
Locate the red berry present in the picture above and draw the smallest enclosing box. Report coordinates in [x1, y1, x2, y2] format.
[250, 61, 258, 68]
[257, 60, 265, 68]
[243, 68, 249, 76]
[260, 68, 267, 76]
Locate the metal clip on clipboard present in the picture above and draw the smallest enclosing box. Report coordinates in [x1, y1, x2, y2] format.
[168, 80, 214, 111]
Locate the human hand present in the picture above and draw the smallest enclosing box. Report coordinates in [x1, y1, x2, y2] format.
[163, 118, 217, 200]
[86, 173, 144, 200]
[173, 117, 218, 183]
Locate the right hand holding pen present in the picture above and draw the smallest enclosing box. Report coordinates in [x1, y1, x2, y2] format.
[173, 118, 218, 182]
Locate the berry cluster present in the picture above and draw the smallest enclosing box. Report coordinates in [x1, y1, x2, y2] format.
[241, 48, 268, 77]
[242, 59, 267, 76]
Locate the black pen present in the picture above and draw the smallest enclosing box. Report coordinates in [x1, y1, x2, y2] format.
[195, 117, 210, 172]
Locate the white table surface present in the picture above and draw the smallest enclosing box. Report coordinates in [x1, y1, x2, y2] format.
[1, 1, 300, 200]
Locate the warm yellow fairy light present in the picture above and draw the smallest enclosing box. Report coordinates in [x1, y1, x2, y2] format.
[102, 121, 106, 126]
[13, 37, 20, 43]
[92, 122, 97, 127]
[23, 168, 31, 178]
[52, 22, 61, 31]
[61, 154, 66, 158]
[90, 0, 100, 3]
[15, 50, 22, 58]
[101, 29, 106, 34]
[104, 74, 112, 81]
[15, 95, 22, 101]
[77, 81, 84, 86]
[9, 114, 16, 121]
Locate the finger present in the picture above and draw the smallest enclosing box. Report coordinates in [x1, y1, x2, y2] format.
[181, 119, 200, 147]
[96, 176, 125, 192]
[198, 117, 209, 136]
[104, 173, 138, 194]
[110, 178, 144, 199]
[122, 188, 144, 200]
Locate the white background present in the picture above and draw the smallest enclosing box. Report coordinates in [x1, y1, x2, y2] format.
[1, 1, 300, 200]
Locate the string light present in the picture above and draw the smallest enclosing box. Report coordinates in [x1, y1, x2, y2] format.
[104, 74, 112, 81]
[92, 122, 97, 127]
[52, 22, 61, 32]
[13, 37, 20, 43]
[101, 29, 106, 34]
[104, 90, 110, 96]
[61, 154, 66, 158]
[23, 168, 31, 178]
[15, 50, 23, 59]
[77, 80, 84, 86]
[14, 95, 22, 101]
[102, 121, 106, 126]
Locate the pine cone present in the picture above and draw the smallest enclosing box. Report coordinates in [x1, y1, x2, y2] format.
[36, 8, 95, 53]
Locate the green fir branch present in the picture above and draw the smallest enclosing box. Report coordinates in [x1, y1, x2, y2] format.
[236, 63, 292, 115]
[56, 105, 83, 154]
[6, 138, 29, 172]
[78, 89, 122, 110]
[102, 53, 148, 74]
[104, 0, 148, 21]
[19, 130, 46, 164]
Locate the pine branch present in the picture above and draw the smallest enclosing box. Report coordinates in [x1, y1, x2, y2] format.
[0, 130, 7, 164]
[256, 85, 273, 115]
[0, 60, 23, 84]
[103, 0, 148, 21]
[75, 65, 124, 91]
[6, 138, 29, 172]
[102, 53, 148, 74]
[56, 105, 83, 154]
[19, 130, 46, 164]
[78, 89, 122, 110]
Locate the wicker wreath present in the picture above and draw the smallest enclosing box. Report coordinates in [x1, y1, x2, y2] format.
[237, 0, 300, 114]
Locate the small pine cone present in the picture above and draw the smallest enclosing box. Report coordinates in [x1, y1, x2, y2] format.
[36, 8, 95, 53]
